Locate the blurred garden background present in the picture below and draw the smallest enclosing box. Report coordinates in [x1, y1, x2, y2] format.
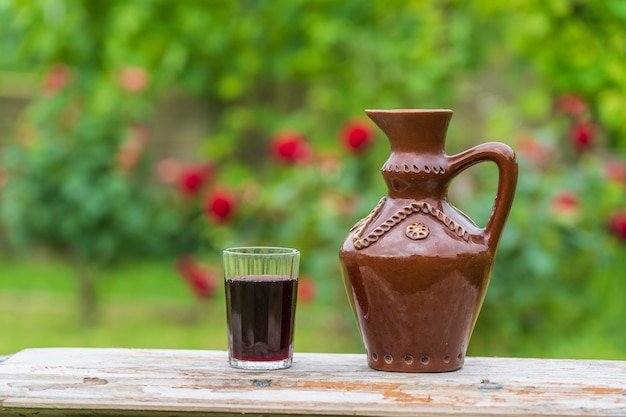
[1, 1, 626, 359]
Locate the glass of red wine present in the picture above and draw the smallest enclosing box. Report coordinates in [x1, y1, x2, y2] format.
[223, 247, 300, 370]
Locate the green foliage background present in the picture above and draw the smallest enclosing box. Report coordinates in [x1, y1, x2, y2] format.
[1, 0, 626, 357]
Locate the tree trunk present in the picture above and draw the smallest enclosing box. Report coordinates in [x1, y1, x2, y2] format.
[75, 262, 99, 327]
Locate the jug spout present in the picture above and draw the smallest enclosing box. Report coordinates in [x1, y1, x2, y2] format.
[366, 109, 453, 155]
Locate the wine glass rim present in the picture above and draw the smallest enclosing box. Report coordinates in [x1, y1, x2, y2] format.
[223, 246, 299, 256]
[365, 108, 453, 113]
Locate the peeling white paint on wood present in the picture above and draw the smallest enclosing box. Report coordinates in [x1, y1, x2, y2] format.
[0, 348, 625, 416]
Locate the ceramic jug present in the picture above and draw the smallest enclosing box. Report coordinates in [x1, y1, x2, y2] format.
[339, 109, 518, 372]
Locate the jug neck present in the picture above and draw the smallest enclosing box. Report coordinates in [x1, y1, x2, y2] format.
[368, 109, 453, 200]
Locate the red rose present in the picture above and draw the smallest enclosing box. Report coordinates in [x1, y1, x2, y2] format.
[156, 158, 181, 184]
[297, 277, 317, 303]
[554, 93, 588, 118]
[340, 119, 374, 154]
[516, 135, 553, 169]
[270, 131, 313, 164]
[205, 187, 236, 223]
[550, 191, 581, 225]
[176, 256, 217, 300]
[608, 211, 626, 243]
[116, 139, 143, 171]
[177, 164, 213, 197]
[604, 160, 626, 188]
[551, 192, 579, 213]
[43, 64, 72, 95]
[119, 66, 150, 92]
[569, 122, 596, 152]
[116, 125, 150, 172]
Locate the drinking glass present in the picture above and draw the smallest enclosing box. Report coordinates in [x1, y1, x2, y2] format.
[223, 247, 299, 370]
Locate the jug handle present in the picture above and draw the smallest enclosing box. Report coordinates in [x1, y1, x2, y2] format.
[447, 142, 518, 248]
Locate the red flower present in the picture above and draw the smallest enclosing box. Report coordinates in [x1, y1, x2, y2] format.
[205, 187, 236, 224]
[116, 140, 143, 172]
[177, 164, 213, 197]
[604, 160, 626, 188]
[550, 191, 581, 224]
[569, 122, 596, 152]
[516, 135, 553, 170]
[176, 256, 217, 300]
[554, 93, 588, 118]
[42, 64, 72, 95]
[116, 125, 150, 172]
[297, 277, 317, 303]
[270, 131, 313, 164]
[156, 158, 181, 184]
[340, 119, 375, 154]
[119, 66, 150, 92]
[608, 211, 626, 243]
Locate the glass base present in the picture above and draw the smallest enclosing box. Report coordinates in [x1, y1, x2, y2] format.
[229, 357, 292, 370]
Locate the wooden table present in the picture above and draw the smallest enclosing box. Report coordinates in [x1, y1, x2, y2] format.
[1, 348, 625, 416]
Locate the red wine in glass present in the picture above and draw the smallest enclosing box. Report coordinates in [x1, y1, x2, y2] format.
[226, 275, 298, 365]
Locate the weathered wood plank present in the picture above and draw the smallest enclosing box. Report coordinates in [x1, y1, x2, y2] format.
[1, 348, 625, 416]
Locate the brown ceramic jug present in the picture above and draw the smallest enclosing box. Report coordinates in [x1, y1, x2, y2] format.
[339, 109, 518, 372]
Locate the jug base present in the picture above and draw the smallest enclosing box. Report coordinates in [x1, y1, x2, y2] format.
[366, 350, 465, 373]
